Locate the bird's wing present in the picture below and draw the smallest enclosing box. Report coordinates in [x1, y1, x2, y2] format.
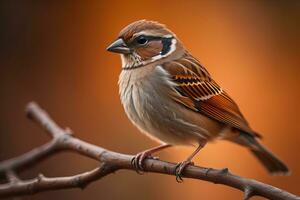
[162, 54, 260, 138]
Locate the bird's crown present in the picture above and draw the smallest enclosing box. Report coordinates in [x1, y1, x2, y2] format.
[119, 20, 173, 40]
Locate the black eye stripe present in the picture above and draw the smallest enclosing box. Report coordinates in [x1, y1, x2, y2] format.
[130, 35, 174, 55]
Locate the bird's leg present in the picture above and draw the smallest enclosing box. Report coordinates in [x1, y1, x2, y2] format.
[131, 144, 171, 173]
[175, 142, 206, 182]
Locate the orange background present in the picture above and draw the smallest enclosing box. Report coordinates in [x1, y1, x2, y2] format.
[0, 1, 299, 199]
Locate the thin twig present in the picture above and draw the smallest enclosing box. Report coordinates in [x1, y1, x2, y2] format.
[0, 164, 115, 197]
[0, 102, 299, 200]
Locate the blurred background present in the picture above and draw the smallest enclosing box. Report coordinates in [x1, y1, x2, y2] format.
[0, 0, 299, 199]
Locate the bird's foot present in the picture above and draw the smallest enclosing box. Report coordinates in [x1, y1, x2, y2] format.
[131, 151, 155, 174]
[175, 160, 194, 182]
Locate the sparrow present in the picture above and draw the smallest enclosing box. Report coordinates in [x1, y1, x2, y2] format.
[106, 20, 289, 180]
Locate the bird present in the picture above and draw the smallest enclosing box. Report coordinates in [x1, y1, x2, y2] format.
[106, 20, 289, 181]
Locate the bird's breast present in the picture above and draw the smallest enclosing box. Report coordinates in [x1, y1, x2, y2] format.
[118, 65, 214, 145]
[118, 65, 170, 139]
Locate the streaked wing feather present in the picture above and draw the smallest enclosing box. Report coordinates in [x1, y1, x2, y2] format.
[162, 54, 260, 138]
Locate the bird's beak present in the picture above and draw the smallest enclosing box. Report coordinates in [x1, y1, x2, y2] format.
[106, 38, 131, 54]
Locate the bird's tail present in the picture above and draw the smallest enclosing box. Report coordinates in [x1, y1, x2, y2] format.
[233, 133, 289, 175]
[250, 142, 289, 175]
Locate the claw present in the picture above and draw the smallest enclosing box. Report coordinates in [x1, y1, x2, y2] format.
[175, 172, 184, 183]
[174, 160, 194, 182]
[130, 144, 171, 175]
[130, 156, 141, 174]
[131, 152, 155, 174]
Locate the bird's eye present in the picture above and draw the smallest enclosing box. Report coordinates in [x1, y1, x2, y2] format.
[136, 36, 148, 45]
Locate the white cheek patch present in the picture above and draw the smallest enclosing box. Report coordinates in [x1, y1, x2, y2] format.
[142, 38, 177, 65]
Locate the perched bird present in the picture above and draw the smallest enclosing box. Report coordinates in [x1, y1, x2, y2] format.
[107, 20, 289, 180]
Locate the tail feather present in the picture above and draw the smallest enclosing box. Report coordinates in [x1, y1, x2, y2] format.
[233, 132, 289, 175]
[250, 143, 289, 175]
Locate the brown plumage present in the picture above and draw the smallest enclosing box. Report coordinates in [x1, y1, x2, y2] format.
[107, 20, 289, 179]
[162, 53, 260, 137]
[119, 20, 170, 41]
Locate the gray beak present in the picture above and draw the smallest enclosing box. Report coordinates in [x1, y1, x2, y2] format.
[106, 38, 131, 54]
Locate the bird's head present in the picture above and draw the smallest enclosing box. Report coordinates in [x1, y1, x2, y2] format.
[107, 20, 184, 69]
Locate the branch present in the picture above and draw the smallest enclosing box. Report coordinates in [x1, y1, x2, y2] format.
[0, 102, 299, 200]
